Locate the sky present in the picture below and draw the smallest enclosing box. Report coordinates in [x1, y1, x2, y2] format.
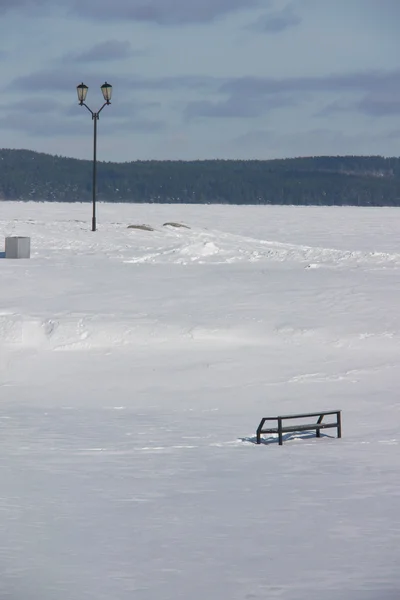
[1, 0, 400, 162]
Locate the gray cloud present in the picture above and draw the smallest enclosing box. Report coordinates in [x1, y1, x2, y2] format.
[231, 127, 400, 158]
[0, 109, 165, 137]
[65, 41, 138, 63]
[9, 70, 136, 100]
[221, 69, 400, 96]
[108, 99, 161, 117]
[65, 98, 160, 120]
[315, 100, 351, 117]
[233, 129, 273, 144]
[70, 0, 260, 24]
[10, 69, 95, 93]
[10, 66, 400, 96]
[248, 3, 301, 33]
[0, 0, 51, 15]
[357, 92, 400, 116]
[0, 0, 40, 9]
[18, 66, 400, 100]
[183, 69, 400, 121]
[87, 116, 165, 134]
[0, 0, 261, 23]
[0, 112, 84, 137]
[0, 82, 165, 137]
[2, 98, 62, 114]
[9, 67, 400, 124]
[114, 118, 165, 133]
[185, 93, 296, 119]
[318, 90, 400, 119]
[9, 68, 219, 95]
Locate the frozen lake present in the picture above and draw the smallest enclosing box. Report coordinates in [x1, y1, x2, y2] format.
[1, 202, 400, 600]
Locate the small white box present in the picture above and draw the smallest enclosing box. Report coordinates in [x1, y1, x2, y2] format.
[5, 237, 31, 259]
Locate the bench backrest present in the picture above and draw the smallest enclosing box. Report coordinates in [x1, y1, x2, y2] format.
[272, 410, 340, 420]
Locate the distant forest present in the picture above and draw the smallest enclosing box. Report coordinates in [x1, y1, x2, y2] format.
[1, 149, 400, 206]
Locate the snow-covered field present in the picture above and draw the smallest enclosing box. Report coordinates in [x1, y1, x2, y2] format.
[1, 201, 400, 600]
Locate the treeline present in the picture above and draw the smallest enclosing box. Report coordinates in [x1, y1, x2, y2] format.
[1, 149, 400, 206]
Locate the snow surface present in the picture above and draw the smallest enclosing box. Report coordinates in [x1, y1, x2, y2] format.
[1, 202, 400, 600]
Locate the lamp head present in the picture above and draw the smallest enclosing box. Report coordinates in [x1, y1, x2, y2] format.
[76, 82, 88, 105]
[101, 82, 112, 104]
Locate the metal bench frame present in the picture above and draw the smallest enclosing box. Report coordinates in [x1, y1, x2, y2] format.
[256, 410, 342, 446]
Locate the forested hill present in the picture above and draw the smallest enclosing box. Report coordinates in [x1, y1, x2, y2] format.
[1, 149, 400, 206]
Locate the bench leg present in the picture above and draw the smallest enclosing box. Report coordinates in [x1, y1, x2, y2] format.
[278, 417, 283, 446]
[337, 412, 342, 439]
[316, 414, 323, 438]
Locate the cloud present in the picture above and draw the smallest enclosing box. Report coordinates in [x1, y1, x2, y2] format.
[114, 118, 165, 133]
[0, 0, 53, 16]
[9, 67, 400, 125]
[1, 98, 62, 114]
[185, 93, 296, 119]
[233, 129, 274, 145]
[221, 69, 400, 96]
[0, 0, 260, 23]
[90, 116, 166, 134]
[357, 92, 400, 116]
[0, 98, 67, 138]
[10, 69, 92, 93]
[70, 0, 260, 24]
[65, 41, 138, 63]
[65, 98, 160, 120]
[16, 66, 400, 99]
[0, 112, 85, 137]
[0, 110, 165, 137]
[9, 70, 138, 100]
[9, 68, 219, 95]
[0, 0, 42, 11]
[231, 127, 400, 158]
[0, 80, 165, 137]
[248, 3, 301, 33]
[95, 99, 161, 118]
[318, 91, 400, 119]
[216, 69, 400, 119]
[183, 69, 400, 121]
[315, 100, 352, 117]
[123, 75, 219, 92]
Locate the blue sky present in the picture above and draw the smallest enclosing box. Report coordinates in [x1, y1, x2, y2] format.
[1, 0, 400, 162]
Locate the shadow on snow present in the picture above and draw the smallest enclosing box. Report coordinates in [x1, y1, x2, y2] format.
[240, 432, 336, 445]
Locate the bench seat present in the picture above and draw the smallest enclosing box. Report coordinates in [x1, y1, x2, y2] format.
[259, 422, 338, 434]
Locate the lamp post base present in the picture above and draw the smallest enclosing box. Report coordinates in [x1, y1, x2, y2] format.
[92, 216, 96, 232]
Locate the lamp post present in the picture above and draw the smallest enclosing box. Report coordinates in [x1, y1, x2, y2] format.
[77, 82, 112, 232]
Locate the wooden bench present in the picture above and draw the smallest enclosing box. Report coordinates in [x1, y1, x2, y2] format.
[256, 410, 342, 446]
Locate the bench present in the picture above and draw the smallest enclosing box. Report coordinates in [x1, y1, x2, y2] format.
[256, 410, 342, 446]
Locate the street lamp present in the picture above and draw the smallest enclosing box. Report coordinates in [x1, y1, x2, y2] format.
[76, 82, 112, 232]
